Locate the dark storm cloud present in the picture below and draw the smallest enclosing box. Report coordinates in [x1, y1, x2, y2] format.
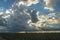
[0, 15, 9, 32]
[6, 8, 39, 32]
[0, 19, 4, 26]
[28, 9, 38, 23]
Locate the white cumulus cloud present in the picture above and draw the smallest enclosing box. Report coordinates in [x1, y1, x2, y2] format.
[13, 0, 39, 7]
[44, 0, 58, 11]
[0, 12, 3, 16]
[5, 9, 14, 15]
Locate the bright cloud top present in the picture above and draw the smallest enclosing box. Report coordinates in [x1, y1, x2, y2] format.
[14, 0, 39, 7]
[0, 12, 3, 16]
[44, 0, 58, 11]
[5, 9, 14, 15]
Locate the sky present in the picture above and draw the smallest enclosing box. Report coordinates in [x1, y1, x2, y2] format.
[0, 0, 60, 33]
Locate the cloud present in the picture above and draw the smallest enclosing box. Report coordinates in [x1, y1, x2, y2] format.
[0, 12, 3, 16]
[28, 12, 60, 30]
[0, 0, 60, 32]
[6, 8, 37, 32]
[44, 0, 58, 11]
[13, 0, 39, 7]
[2, 15, 10, 19]
[0, 15, 10, 32]
[0, 8, 60, 32]
[29, 9, 38, 23]
[0, 0, 40, 32]
[0, 26, 9, 32]
[5, 9, 14, 15]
